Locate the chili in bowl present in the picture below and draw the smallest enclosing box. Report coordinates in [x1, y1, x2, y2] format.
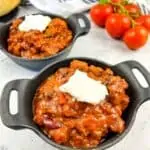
[1, 58, 150, 149]
[0, 13, 90, 70]
[33, 60, 129, 148]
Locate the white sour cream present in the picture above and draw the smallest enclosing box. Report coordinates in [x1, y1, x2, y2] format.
[18, 15, 51, 32]
[59, 70, 108, 105]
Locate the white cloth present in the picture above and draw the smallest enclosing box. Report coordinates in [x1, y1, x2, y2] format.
[29, 0, 150, 17]
[29, 0, 97, 17]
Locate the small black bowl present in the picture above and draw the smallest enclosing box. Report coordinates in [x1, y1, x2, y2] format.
[0, 57, 150, 150]
[0, 13, 90, 70]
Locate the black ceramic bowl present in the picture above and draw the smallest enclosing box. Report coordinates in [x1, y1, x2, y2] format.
[1, 57, 150, 150]
[0, 13, 90, 70]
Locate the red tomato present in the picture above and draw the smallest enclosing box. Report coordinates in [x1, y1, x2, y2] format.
[123, 26, 148, 50]
[90, 4, 114, 27]
[125, 4, 141, 14]
[105, 13, 131, 38]
[136, 15, 150, 32]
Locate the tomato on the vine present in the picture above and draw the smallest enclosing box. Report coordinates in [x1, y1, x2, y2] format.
[105, 13, 131, 38]
[136, 15, 150, 32]
[90, 4, 114, 27]
[124, 4, 141, 15]
[90, 0, 149, 50]
[123, 26, 148, 50]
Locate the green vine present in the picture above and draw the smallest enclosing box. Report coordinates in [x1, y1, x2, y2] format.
[99, 0, 109, 4]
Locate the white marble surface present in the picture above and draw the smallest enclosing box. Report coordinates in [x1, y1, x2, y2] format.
[1, 12, 150, 150]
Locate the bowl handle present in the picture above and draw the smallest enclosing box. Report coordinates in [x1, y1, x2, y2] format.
[67, 13, 91, 38]
[115, 60, 150, 105]
[0, 79, 31, 129]
[0, 23, 5, 48]
[0, 23, 5, 29]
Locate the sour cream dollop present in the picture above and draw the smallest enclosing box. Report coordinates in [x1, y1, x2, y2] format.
[18, 15, 51, 32]
[59, 70, 108, 105]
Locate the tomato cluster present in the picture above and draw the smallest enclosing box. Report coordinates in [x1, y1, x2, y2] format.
[90, 0, 150, 50]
